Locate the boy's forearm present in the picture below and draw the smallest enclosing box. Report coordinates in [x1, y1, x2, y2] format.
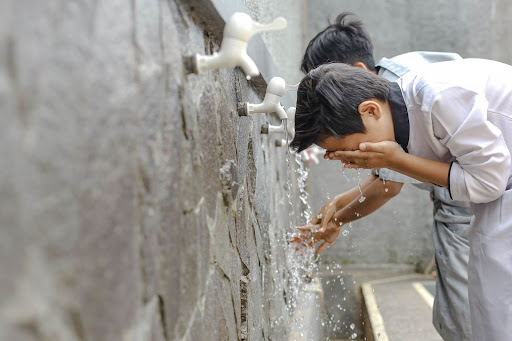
[333, 175, 377, 210]
[391, 152, 450, 188]
[333, 177, 403, 224]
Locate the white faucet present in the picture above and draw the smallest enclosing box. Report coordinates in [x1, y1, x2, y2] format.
[275, 139, 288, 147]
[190, 12, 287, 78]
[244, 77, 298, 120]
[261, 107, 296, 135]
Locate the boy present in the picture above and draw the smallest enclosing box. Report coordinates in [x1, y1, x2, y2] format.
[291, 59, 512, 341]
[298, 12, 472, 341]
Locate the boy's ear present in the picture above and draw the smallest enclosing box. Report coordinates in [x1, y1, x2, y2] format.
[358, 100, 382, 119]
[353, 62, 370, 71]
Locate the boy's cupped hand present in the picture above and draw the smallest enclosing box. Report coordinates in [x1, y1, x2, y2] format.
[325, 141, 403, 169]
[291, 220, 343, 255]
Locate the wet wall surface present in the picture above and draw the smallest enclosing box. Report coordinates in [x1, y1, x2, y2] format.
[0, 1, 312, 340]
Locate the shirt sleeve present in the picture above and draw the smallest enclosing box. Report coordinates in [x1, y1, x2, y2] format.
[372, 168, 417, 183]
[430, 87, 511, 203]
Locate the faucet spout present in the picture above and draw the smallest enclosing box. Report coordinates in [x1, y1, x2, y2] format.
[275, 105, 288, 120]
[238, 52, 259, 78]
[260, 106, 296, 135]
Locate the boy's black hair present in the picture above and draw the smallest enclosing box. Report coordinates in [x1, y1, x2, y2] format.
[290, 63, 391, 152]
[300, 12, 376, 73]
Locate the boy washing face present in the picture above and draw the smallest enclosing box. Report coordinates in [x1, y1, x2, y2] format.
[291, 59, 512, 341]
[296, 13, 473, 341]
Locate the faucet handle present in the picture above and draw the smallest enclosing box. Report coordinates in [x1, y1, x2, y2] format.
[285, 82, 300, 92]
[251, 17, 288, 35]
[266, 77, 299, 97]
[224, 13, 287, 42]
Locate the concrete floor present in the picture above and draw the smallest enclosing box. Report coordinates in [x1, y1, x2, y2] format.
[317, 264, 441, 341]
[367, 276, 442, 341]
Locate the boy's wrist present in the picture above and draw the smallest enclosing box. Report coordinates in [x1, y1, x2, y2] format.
[333, 194, 343, 210]
[389, 147, 408, 173]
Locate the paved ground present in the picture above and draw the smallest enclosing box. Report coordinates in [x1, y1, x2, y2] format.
[318, 264, 416, 340]
[367, 276, 442, 341]
[317, 265, 442, 341]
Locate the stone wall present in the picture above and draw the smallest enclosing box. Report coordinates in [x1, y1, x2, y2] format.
[0, 1, 314, 340]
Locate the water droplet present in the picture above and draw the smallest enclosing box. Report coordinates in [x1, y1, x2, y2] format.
[359, 195, 366, 203]
[351, 332, 358, 339]
[385, 188, 389, 192]
[350, 323, 355, 330]
[342, 230, 349, 236]
[246, 75, 251, 80]
[317, 213, 323, 219]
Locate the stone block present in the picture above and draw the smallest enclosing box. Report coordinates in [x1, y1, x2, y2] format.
[184, 269, 238, 341]
[0, 1, 326, 340]
[124, 296, 166, 341]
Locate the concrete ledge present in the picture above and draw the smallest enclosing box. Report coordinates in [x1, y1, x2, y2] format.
[288, 277, 325, 341]
[361, 283, 389, 341]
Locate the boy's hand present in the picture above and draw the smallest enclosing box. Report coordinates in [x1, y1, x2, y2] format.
[326, 141, 403, 169]
[291, 220, 342, 254]
[291, 196, 339, 253]
[309, 197, 337, 225]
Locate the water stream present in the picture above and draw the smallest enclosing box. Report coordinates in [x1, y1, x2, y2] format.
[282, 120, 318, 323]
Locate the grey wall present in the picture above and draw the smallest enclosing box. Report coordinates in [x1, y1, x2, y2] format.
[306, 0, 512, 269]
[308, 0, 512, 64]
[0, 1, 312, 340]
[244, 0, 308, 103]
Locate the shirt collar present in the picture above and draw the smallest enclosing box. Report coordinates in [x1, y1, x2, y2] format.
[388, 82, 410, 152]
[376, 57, 408, 79]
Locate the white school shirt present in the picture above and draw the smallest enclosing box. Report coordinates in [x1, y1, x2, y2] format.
[393, 58, 512, 203]
[377, 51, 463, 83]
[374, 51, 463, 185]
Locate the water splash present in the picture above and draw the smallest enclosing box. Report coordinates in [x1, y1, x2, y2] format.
[295, 152, 313, 223]
[357, 182, 366, 203]
[341, 166, 351, 182]
[284, 119, 293, 214]
[282, 118, 317, 315]
[356, 169, 366, 202]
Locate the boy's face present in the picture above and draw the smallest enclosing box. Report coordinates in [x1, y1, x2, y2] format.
[316, 99, 395, 152]
[316, 134, 369, 152]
